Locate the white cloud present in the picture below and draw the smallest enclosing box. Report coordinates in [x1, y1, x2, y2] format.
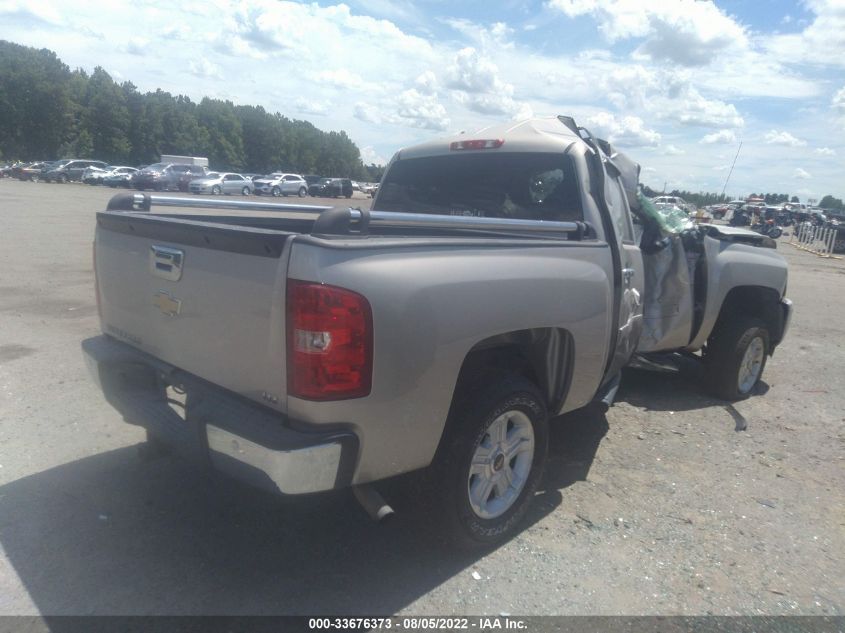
[315, 69, 370, 91]
[360, 145, 387, 165]
[188, 58, 221, 79]
[294, 98, 331, 116]
[815, 147, 837, 156]
[655, 83, 744, 128]
[568, 64, 744, 128]
[415, 70, 438, 95]
[353, 90, 450, 131]
[0, 0, 61, 25]
[443, 18, 515, 50]
[764, 130, 807, 147]
[664, 144, 685, 155]
[353, 102, 381, 124]
[395, 88, 450, 130]
[216, 1, 434, 67]
[833, 86, 845, 113]
[125, 37, 148, 55]
[794, 168, 812, 179]
[764, 0, 845, 68]
[446, 48, 531, 118]
[546, 0, 748, 66]
[701, 130, 737, 144]
[584, 112, 661, 147]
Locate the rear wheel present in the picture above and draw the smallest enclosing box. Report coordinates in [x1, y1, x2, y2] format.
[429, 373, 548, 548]
[299, 187, 307, 197]
[272, 186, 281, 197]
[211, 185, 222, 195]
[705, 317, 770, 401]
[241, 186, 250, 196]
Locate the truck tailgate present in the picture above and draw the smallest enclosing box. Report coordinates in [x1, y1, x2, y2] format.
[94, 213, 292, 410]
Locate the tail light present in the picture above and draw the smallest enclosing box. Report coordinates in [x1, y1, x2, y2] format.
[287, 280, 373, 400]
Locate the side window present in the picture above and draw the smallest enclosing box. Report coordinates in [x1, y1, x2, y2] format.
[604, 175, 634, 243]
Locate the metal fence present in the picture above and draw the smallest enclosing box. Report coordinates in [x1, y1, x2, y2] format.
[789, 223, 841, 258]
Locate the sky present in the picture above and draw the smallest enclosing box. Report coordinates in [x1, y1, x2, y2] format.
[1, 0, 843, 201]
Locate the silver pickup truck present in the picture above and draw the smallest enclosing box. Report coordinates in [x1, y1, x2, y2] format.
[83, 115, 792, 546]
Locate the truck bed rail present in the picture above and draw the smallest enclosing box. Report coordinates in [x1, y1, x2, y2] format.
[105, 193, 590, 239]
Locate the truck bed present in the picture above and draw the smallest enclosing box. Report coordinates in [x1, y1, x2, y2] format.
[93, 194, 614, 483]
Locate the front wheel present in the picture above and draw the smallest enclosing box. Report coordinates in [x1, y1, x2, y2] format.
[272, 186, 281, 197]
[211, 185, 221, 195]
[241, 186, 250, 196]
[705, 317, 770, 401]
[430, 374, 548, 548]
[298, 187, 307, 197]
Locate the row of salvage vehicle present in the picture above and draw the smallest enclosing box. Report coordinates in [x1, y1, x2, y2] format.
[2, 159, 377, 198]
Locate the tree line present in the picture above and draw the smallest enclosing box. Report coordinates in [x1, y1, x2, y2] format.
[0, 40, 384, 180]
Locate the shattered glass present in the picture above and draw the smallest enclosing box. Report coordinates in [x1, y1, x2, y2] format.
[639, 192, 694, 235]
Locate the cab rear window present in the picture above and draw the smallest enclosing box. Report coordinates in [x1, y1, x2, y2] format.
[374, 152, 583, 222]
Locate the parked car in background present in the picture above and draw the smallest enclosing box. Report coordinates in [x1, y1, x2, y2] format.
[176, 165, 207, 191]
[101, 167, 139, 188]
[83, 165, 136, 185]
[253, 173, 308, 197]
[651, 195, 695, 214]
[188, 172, 254, 195]
[43, 159, 108, 183]
[361, 182, 380, 197]
[309, 177, 353, 198]
[12, 161, 50, 181]
[132, 163, 205, 191]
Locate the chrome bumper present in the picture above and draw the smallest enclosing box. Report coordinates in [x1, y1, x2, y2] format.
[82, 335, 357, 496]
[206, 425, 343, 495]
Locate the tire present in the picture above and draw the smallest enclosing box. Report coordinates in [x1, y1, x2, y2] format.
[241, 186, 250, 196]
[211, 185, 221, 195]
[769, 227, 783, 239]
[705, 317, 770, 401]
[299, 187, 307, 198]
[272, 186, 281, 197]
[429, 373, 548, 548]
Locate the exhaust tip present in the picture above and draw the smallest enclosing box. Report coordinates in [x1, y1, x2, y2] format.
[353, 484, 395, 524]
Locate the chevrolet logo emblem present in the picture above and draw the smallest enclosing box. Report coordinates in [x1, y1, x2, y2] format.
[153, 290, 181, 316]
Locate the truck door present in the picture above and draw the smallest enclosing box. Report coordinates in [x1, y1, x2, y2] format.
[603, 170, 645, 379]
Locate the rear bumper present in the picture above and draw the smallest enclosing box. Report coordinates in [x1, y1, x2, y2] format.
[82, 335, 357, 495]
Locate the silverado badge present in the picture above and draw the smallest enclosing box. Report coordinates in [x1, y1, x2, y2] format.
[153, 290, 181, 316]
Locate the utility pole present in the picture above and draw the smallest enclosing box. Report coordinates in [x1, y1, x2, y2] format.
[721, 141, 742, 197]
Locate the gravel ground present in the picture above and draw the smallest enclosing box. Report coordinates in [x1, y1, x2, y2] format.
[0, 179, 842, 616]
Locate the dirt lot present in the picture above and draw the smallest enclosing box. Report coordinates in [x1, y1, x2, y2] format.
[0, 178, 842, 616]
